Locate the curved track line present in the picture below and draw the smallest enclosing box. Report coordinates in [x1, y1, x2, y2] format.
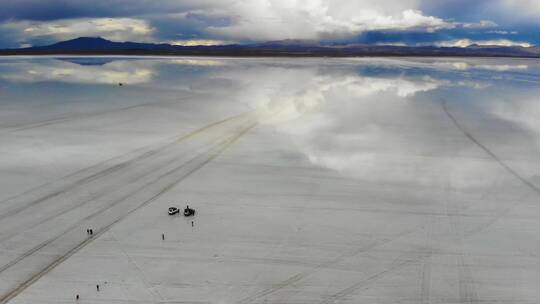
[291, 99, 540, 304]
[441, 99, 540, 196]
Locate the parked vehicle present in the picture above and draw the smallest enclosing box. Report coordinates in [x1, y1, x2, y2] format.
[168, 207, 179, 215]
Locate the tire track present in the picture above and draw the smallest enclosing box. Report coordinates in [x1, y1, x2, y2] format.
[235, 228, 417, 304]
[440, 97, 540, 303]
[0, 113, 258, 304]
[240, 98, 540, 304]
[0, 116, 257, 273]
[0, 111, 252, 222]
[444, 182, 479, 304]
[419, 220, 433, 304]
[0, 94, 195, 134]
[0, 135, 207, 244]
[314, 98, 540, 304]
[441, 99, 540, 197]
[0, 127, 247, 276]
[319, 249, 432, 304]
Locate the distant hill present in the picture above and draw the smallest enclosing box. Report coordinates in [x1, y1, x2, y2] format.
[1, 37, 539, 58]
[28, 37, 179, 51]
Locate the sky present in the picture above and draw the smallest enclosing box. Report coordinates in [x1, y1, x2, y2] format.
[0, 0, 538, 48]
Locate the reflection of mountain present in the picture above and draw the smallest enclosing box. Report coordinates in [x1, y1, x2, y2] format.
[3, 59, 155, 85]
[57, 57, 122, 66]
[1, 37, 540, 58]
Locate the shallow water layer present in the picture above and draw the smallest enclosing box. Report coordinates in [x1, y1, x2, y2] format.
[1, 57, 540, 303]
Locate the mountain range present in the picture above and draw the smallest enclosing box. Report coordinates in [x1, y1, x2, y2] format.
[1, 37, 539, 58]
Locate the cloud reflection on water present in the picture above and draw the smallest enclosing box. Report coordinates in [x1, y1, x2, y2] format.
[1, 59, 155, 85]
[205, 58, 540, 189]
[1, 57, 539, 190]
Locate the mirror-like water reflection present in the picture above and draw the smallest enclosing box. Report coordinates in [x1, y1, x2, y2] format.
[1, 56, 540, 303]
[1, 57, 540, 190]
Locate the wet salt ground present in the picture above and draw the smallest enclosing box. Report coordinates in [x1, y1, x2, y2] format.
[1, 57, 540, 303]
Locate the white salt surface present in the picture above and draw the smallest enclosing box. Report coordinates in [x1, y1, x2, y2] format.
[1, 57, 540, 303]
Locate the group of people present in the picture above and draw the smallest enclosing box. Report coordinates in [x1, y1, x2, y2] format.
[75, 206, 196, 301]
[75, 284, 102, 300]
[184, 205, 195, 216]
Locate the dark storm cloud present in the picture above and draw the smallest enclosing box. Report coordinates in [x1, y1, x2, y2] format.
[0, 0, 230, 21]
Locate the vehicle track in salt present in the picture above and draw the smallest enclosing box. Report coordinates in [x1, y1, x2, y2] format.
[0, 112, 259, 304]
[0, 94, 196, 135]
[235, 228, 419, 304]
[441, 99, 540, 197]
[237, 98, 540, 304]
[312, 99, 540, 304]
[0, 133, 216, 244]
[0, 132, 241, 273]
[0, 111, 252, 222]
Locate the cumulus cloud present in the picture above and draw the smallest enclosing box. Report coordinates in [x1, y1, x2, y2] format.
[436, 39, 532, 48]
[461, 20, 497, 29]
[169, 39, 231, 46]
[0, 18, 155, 45]
[0, 0, 533, 47]
[207, 0, 454, 41]
[5, 0, 458, 43]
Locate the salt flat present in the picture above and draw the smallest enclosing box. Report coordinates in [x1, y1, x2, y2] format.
[1, 57, 540, 303]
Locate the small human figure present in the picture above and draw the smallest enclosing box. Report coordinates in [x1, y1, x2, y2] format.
[191, 221, 194, 227]
[184, 205, 195, 217]
[90, 229, 93, 235]
[86, 229, 89, 234]
[96, 284, 100, 291]
[162, 233, 165, 240]
[76, 294, 79, 300]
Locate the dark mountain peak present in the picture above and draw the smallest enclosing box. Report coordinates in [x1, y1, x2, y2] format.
[44, 37, 117, 50]
[36, 36, 178, 51]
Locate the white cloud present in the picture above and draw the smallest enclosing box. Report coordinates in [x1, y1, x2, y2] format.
[169, 39, 231, 46]
[1, 18, 155, 43]
[461, 20, 497, 29]
[487, 30, 518, 35]
[436, 39, 532, 48]
[434, 61, 528, 71]
[170, 58, 227, 66]
[207, 0, 453, 41]
[0, 1, 504, 45]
